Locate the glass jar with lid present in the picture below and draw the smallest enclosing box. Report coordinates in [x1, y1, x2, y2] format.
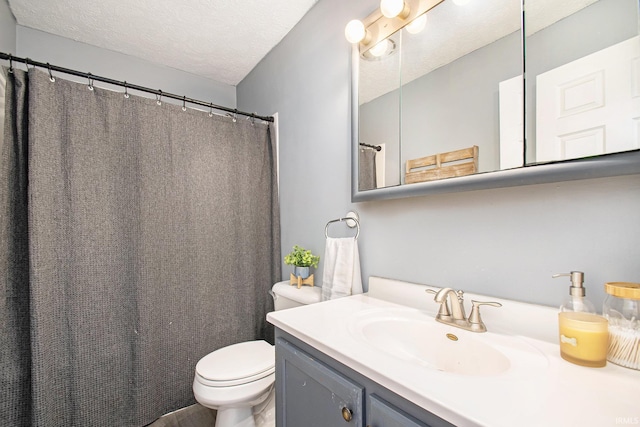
[603, 282, 640, 370]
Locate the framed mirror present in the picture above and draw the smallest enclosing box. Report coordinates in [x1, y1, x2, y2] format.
[351, 0, 640, 202]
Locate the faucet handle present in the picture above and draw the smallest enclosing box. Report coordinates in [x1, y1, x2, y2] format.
[468, 300, 502, 332]
[471, 300, 502, 308]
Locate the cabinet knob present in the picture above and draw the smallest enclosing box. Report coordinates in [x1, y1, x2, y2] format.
[341, 406, 353, 422]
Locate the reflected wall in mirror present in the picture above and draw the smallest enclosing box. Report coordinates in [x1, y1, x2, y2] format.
[358, 33, 401, 190]
[357, 0, 522, 191]
[525, 0, 640, 165]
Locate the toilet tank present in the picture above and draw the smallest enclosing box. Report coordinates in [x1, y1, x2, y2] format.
[271, 281, 322, 311]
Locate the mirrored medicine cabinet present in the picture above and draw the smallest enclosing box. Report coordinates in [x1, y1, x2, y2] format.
[351, 0, 640, 202]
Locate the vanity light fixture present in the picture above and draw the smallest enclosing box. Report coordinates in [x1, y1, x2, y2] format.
[345, 0, 444, 56]
[405, 13, 427, 34]
[361, 38, 397, 61]
[369, 39, 392, 57]
[344, 19, 369, 44]
[380, 0, 411, 19]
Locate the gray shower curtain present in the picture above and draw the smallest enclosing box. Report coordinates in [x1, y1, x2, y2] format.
[358, 148, 377, 191]
[1, 68, 281, 427]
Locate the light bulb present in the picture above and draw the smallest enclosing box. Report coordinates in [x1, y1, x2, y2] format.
[345, 19, 366, 43]
[452, 0, 471, 5]
[405, 14, 427, 34]
[380, 0, 406, 18]
[369, 39, 390, 57]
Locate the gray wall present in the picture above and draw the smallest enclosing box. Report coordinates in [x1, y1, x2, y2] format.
[359, 87, 400, 186]
[238, 0, 640, 311]
[14, 26, 236, 108]
[0, 0, 16, 55]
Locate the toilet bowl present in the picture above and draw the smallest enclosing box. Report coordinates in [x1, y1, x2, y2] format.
[193, 281, 321, 427]
[193, 340, 275, 427]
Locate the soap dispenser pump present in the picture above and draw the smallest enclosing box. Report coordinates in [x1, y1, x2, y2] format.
[553, 271, 608, 367]
[553, 271, 596, 313]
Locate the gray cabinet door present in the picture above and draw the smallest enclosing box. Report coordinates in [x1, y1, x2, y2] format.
[276, 338, 364, 427]
[367, 394, 429, 427]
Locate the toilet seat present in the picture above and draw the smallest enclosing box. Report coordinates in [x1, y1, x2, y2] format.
[195, 340, 275, 387]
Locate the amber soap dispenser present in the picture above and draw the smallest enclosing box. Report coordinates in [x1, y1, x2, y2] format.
[553, 271, 608, 367]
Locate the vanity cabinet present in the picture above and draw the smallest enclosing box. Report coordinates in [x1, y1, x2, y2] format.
[275, 331, 454, 427]
[368, 394, 428, 427]
[276, 336, 364, 426]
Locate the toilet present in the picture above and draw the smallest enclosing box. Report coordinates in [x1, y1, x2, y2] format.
[193, 281, 322, 427]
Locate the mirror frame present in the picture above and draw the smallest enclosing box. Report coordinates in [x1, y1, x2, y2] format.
[350, 9, 640, 203]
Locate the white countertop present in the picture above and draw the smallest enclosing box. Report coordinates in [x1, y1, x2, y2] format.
[267, 277, 640, 427]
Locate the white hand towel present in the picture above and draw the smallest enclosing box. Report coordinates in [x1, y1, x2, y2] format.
[321, 237, 363, 301]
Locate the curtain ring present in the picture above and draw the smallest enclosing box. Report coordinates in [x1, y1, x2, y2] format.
[156, 90, 162, 106]
[208, 103, 214, 117]
[24, 58, 36, 73]
[232, 110, 238, 123]
[47, 63, 55, 82]
[87, 73, 94, 91]
[247, 113, 255, 126]
[8, 54, 13, 73]
[123, 81, 129, 98]
[182, 95, 187, 112]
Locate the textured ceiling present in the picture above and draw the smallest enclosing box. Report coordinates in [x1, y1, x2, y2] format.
[8, 0, 319, 86]
[8, 0, 600, 92]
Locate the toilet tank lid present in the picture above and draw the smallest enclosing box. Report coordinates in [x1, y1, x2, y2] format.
[272, 281, 322, 305]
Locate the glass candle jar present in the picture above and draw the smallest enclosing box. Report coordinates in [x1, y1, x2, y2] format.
[603, 282, 640, 370]
[558, 311, 608, 367]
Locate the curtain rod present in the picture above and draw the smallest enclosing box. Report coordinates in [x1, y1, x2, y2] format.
[0, 52, 274, 123]
[359, 142, 381, 151]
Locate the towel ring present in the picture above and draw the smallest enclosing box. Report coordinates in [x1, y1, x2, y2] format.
[325, 217, 360, 240]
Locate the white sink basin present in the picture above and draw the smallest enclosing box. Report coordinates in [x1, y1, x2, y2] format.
[348, 307, 548, 377]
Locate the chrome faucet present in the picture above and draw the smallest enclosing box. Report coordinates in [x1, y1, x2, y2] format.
[434, 287, 466, 321]
[426, 288, 502, 333]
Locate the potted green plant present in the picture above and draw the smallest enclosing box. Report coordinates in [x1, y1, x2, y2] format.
[284, 245, 320, 279]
